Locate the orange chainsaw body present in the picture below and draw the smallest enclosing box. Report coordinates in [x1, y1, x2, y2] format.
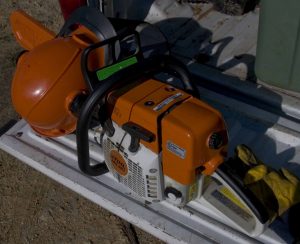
[109, 79, 227, 185]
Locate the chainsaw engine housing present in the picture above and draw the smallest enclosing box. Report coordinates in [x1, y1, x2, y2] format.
[102, 121, 164, 202]
[104, 79, 227, 206]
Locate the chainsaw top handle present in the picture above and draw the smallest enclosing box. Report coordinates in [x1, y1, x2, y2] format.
[81, 30, 143, 92]
[76, 57, 160, 176]
[80, 29, 198, 94]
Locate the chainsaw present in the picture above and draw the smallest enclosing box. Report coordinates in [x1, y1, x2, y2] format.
[9, 6, 270, 236]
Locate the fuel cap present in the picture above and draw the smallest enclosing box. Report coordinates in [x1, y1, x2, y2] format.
[164, 187, 183, 205]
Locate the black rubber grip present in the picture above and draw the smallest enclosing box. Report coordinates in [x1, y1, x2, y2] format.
[81, 31, 142, 92]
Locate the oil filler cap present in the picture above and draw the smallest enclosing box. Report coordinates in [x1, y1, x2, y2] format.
[164, 187, 182, 205]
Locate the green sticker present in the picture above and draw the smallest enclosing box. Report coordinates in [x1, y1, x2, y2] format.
[96, 56, 138, 80]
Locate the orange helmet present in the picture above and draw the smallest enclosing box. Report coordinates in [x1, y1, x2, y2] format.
[11, 25, 104, 137]
[9, 6, 117, 137]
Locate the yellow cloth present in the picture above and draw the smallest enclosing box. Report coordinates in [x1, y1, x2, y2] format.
[235, 144, 300, 218]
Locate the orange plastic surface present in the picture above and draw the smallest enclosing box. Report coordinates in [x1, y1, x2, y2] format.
[10, 10, 55, 50]
[161, 98, 227, 185]
[109, 79, 164, 127]
[130, 83, 190, 153]
[110, 79, 190, 153]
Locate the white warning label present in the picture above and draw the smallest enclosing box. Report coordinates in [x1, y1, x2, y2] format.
[167, 140, 186, 159]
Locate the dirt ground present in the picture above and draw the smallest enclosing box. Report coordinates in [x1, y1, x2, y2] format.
[0, 1, 163, 243]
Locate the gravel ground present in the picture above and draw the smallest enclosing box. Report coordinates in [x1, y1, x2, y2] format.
[0, 1, 164, 243]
